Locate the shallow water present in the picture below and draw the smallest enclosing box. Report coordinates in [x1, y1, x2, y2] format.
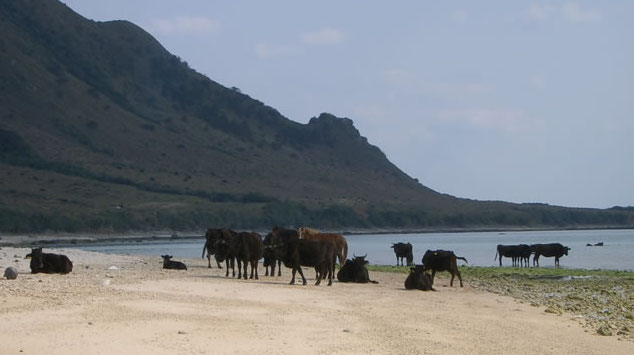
[73, 229, 634, 270]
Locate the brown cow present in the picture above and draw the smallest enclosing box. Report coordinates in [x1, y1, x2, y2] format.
[298, 227, 348, 267]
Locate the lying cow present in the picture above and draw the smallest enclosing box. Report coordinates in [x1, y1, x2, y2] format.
[391, 242, 413, 266]
[161, 255, 187, 270]
[337, 254, 378, 284]
[532, 243, 570, 267]
[25, 248, 73, 274]
[404, 265, 433, 291]
[421, 249, 467, 287]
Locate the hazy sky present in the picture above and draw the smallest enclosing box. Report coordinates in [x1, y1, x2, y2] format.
[60, 1, 633, 209]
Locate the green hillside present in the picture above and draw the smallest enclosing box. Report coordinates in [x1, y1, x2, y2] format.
[1, 0, 633, 233]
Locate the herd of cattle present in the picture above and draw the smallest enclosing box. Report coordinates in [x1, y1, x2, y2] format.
[495, 243, 571, 267]
[17, 229, 572, 292]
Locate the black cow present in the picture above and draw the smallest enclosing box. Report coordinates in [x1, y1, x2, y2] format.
[161, 255, 187, 270]
[532, 243, 570, 267]
[421, 249, 467, 287]
[202, 228, 232, 268]
[337, 254, 378, 284]
[262, 232, 282, 277]
[215, 231, 264, 279]
[404, 265, 433, 291]
[271, 238, 335, 286]
[26, 248, 73, 274]
[495, 244, 533, 267]
[391, 242, 413, 266]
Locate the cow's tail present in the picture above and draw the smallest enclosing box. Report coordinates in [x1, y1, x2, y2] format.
[494, 251, 498, 262]
[457, 256, 468, 264]
[202, 240, 208, 259]
[341, 240, 348, 266]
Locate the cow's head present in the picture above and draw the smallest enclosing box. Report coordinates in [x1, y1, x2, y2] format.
[29, 247, 45, 269]
[565, 246, 571, 255]
[353, 254, 368, 265]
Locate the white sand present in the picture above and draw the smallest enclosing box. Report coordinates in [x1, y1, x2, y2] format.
[0, 247, 632, 354]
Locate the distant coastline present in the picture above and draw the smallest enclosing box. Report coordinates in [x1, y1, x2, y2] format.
[2, 225, 633, 248]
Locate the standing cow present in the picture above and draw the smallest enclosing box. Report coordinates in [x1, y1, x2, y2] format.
[298, 227, 348, 268]
[26, 248, 73, 274]
[270, 237, 335, 286]
[532, 243, 570, 267]
[202, 228, 233, 268]
[391, 242, 413, 266]
[422, 249, 467, 287]
[495, 244, 533, 267]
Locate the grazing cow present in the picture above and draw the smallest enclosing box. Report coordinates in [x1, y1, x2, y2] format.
[262, 232, 281, 277]
[421, 249, 467, 287]
[161, 255, 187, 270]
[532, 243, 570, 267]
[337, 254, 378, 284]
[202, 228, 232, 268]
[391, 242, 413, 266]
[299, 227, 348, 268]
[25, 248, 73, 274]
[404, 265, 434, 291]
[270, 237, 335, 286]
[495, 244, 533, 267]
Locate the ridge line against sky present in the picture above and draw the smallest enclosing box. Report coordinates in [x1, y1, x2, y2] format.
[60, 1, 633, 209]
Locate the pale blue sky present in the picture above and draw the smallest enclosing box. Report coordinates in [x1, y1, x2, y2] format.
[61, 1, 633, 209]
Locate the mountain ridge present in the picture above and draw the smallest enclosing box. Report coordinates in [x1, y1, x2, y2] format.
[1, 0, 632, 232]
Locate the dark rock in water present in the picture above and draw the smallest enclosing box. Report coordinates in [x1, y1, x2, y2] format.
[4, 267, 18, 280]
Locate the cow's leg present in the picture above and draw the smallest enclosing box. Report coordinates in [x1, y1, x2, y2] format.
[327, 263, 333, 286]
[290, 268, 297, 285]
[253, 261, 259, 280]
[499, 256, 502, 267]
[225, 260, 230, 277]
[555, 257, 559, 267]
[430, 270, 436, 286]
[456, 270, 463, 287]
[207, 253, 212, 268]
[297, 266, 307, 285]
[277, 261, 282, 276]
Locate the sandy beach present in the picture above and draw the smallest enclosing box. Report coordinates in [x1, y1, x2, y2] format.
[0, 247, 632, 354]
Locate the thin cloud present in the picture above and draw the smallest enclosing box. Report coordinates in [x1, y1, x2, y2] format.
[301, 27, 344, 45]
[254, 42, 300, 59]
[562, 2, 602, 23]
[527, 2, 601, 23]
[437, 108, 532, 133]
[150, 16, 221, 35]
[528, 3, 555, 21]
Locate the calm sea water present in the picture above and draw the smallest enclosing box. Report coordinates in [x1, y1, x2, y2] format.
[73, 229, 634, 271]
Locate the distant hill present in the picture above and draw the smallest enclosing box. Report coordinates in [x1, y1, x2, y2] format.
[1, 0, 633, 233]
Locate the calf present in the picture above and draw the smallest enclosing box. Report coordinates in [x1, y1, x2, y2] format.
[26, 248, 73, 274]
[391, 242, 413, 266]
[337, 254, 378, 284]
[421, 249, 467, 287]
[161, 255, 187, 270]
[404, 265, 433, 291]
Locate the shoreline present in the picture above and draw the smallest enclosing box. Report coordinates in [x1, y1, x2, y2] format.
[1, 247, 632, 354]
[1, 225, 633, 248]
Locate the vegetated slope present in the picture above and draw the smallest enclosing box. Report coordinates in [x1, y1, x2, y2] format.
[0, 0, 632, 232]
